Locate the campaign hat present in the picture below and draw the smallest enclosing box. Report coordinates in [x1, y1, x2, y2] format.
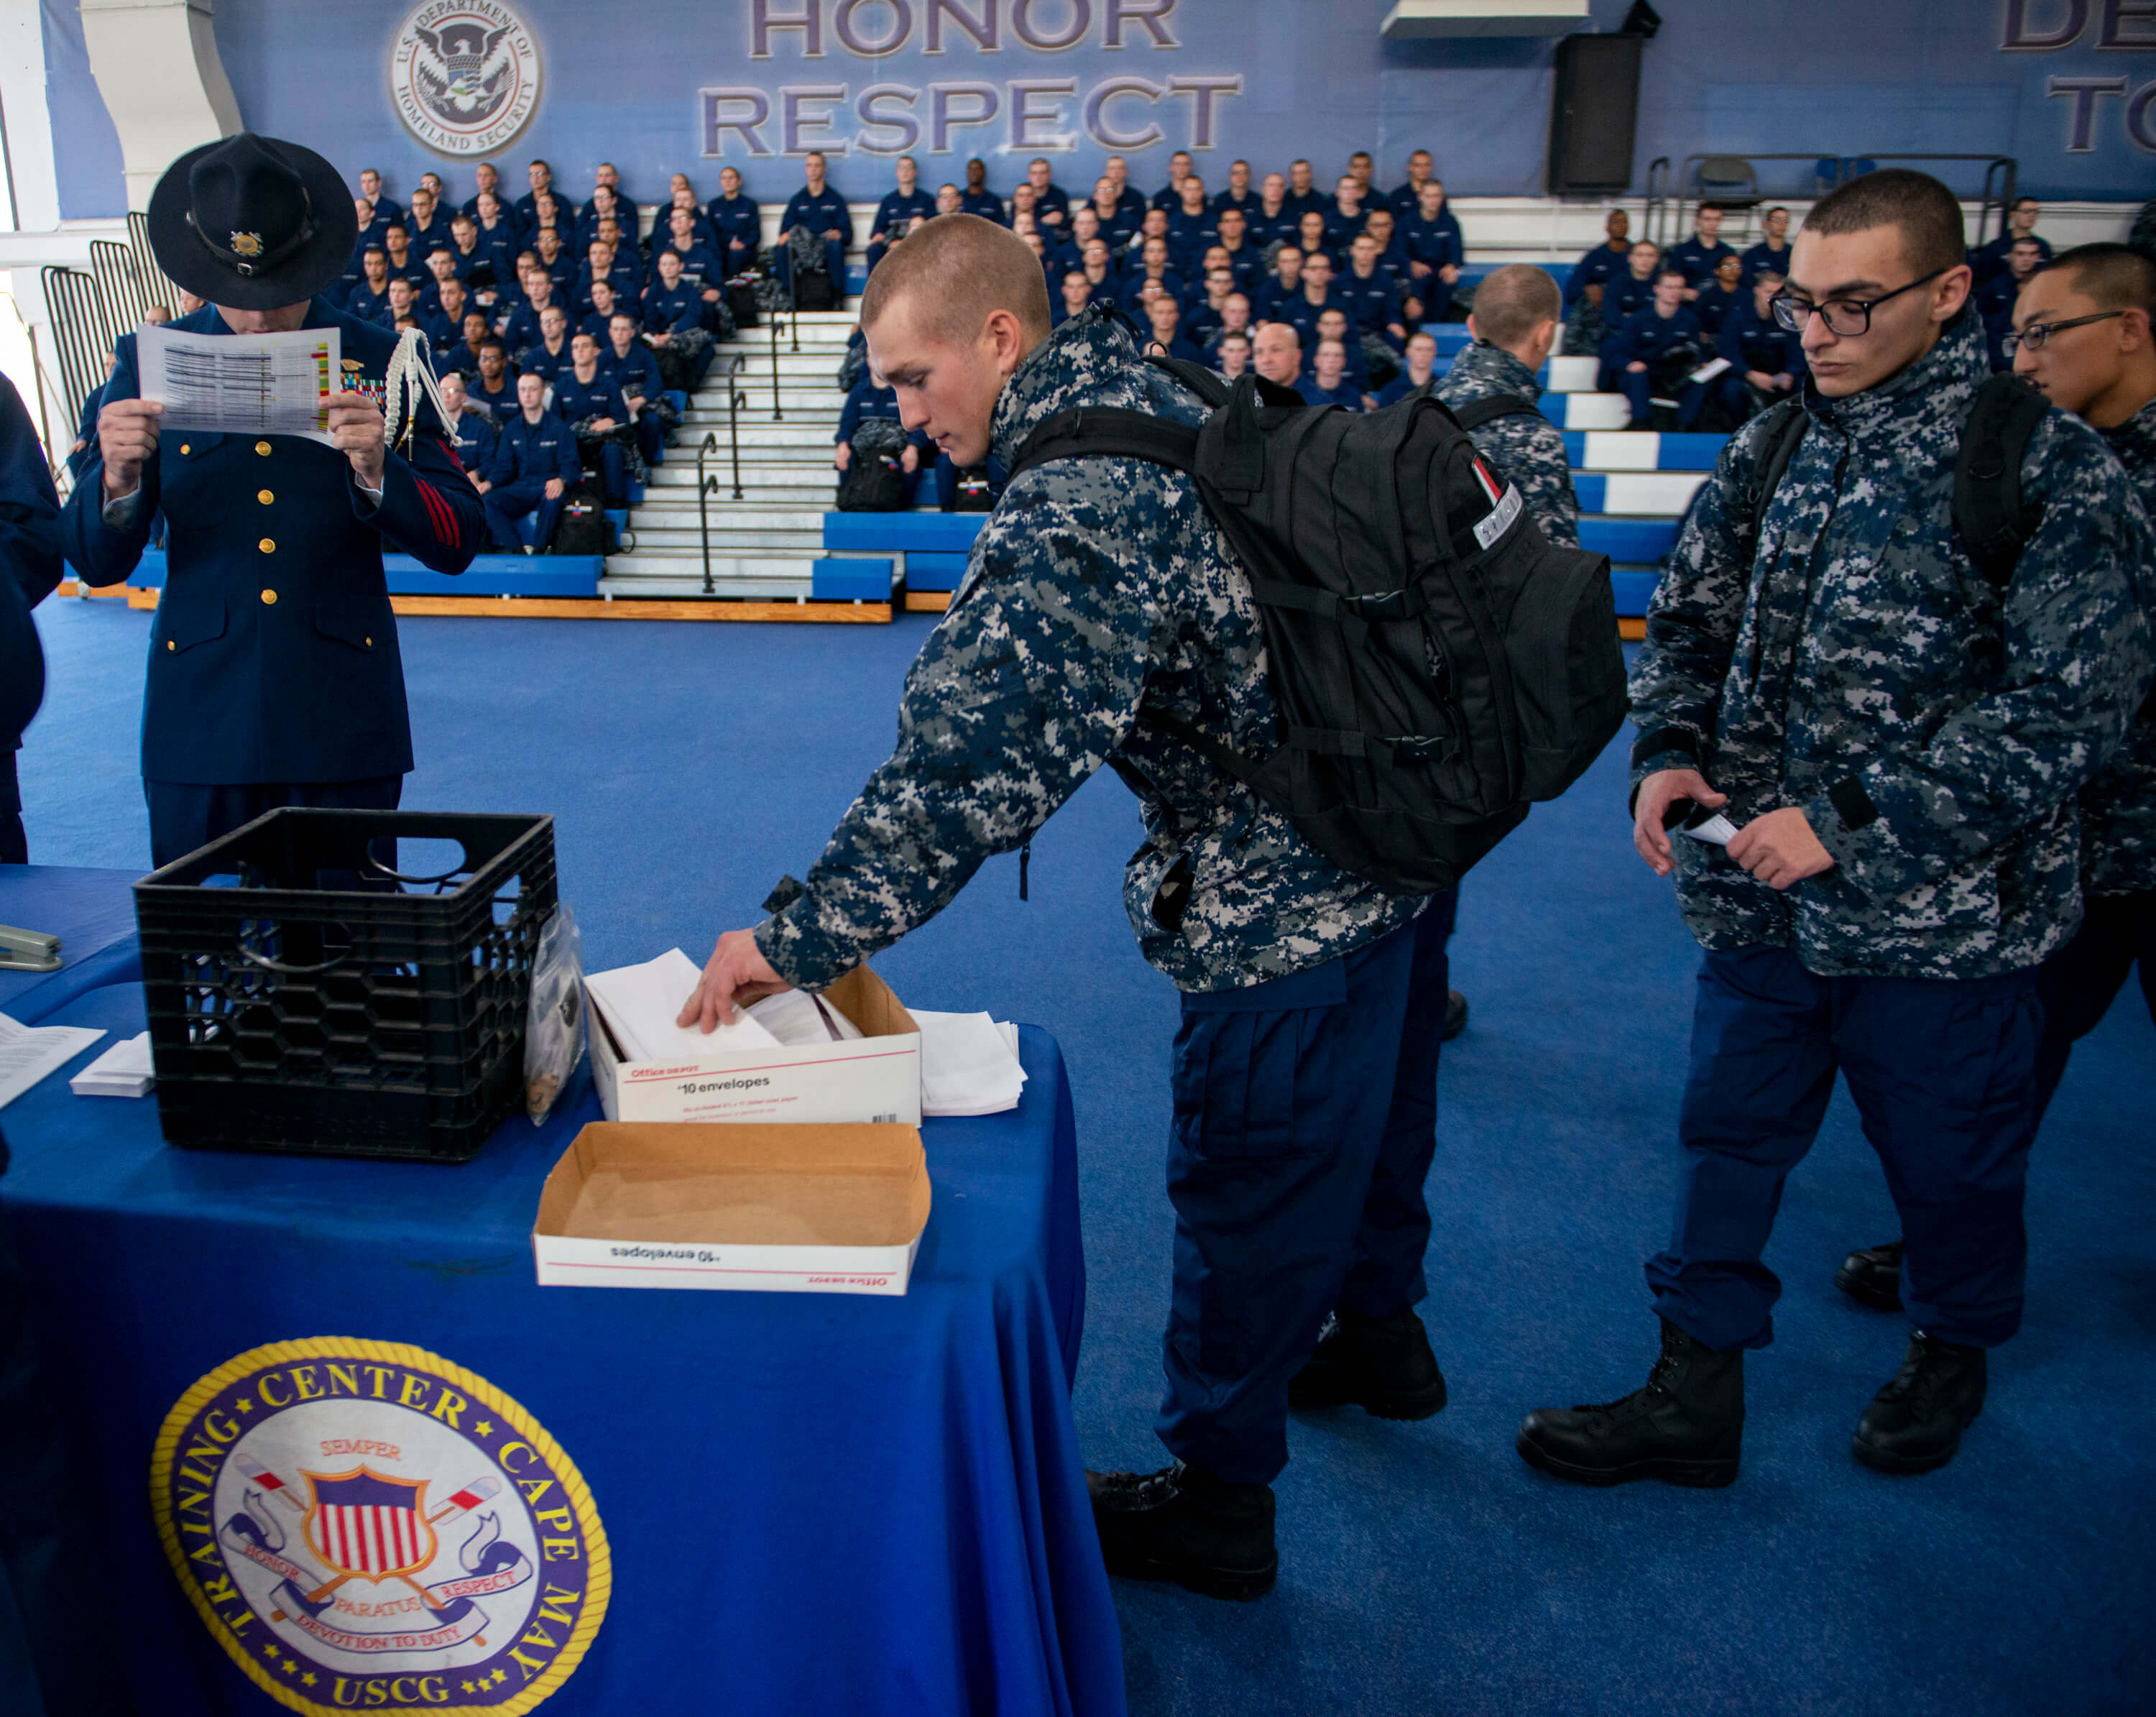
[146, 132, 358, 310]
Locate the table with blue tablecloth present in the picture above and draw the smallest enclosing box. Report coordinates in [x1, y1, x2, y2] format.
[0, 865, 1127, 1717]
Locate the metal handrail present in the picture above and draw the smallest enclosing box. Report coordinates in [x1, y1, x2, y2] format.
[724, 352, 747, 500]
[1647, 152, 2018, 251]
[696, 431, 720, 596]
[769, 304, 783, 421]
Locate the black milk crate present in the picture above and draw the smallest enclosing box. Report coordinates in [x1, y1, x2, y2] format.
[133, 809, 556, 1163]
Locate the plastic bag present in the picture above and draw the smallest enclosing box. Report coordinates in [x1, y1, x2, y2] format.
[524, 903, 586, 1126]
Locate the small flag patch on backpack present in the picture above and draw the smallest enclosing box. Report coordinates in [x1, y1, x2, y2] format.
[1471, 455, 1504, 507]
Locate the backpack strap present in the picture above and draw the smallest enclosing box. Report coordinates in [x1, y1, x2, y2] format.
[1450, 392, 1540, 433]
[1007, 406, 1199, 484]
[1747, 395, 1811, 544]
[1144, 354, 1233, 410]
[1953, 372, 2050, 589]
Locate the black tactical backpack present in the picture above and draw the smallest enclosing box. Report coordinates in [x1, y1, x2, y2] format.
[1008, 357, 1629, 896]
[550, 478, 608, 556]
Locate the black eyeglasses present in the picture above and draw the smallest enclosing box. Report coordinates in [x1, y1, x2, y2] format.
[1769, 269, 1946, 337]
[2002, 310, 2126, 356]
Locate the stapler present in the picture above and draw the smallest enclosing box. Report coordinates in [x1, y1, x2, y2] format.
[0, 924, 62, 973]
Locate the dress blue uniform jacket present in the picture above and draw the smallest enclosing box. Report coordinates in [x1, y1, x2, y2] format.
[1738, 239, 1793, 284]
[59, 301, 482, 786]
[1, 372, 62, 818]
[1669, 236, 1738, 287]
[643, 280, 706, 336]
[486, 410, 581, 488]
[1716, 298, 1806, 378]
[958, 188, 1006, 224]
[707, 193, 762, 266]
[872, 189, 935, 241]
[1569, 241, 1630, 303]
[780, 186, 852, 245]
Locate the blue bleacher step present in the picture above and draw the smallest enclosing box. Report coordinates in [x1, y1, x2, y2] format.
[1579, 517, 1678, 563]
[1563, 430, 1731, 472]
[823, 512, 988, 554]
[905, 551, 969, 593]
[1610, 569, 1662, 618]
[812, 557, 895, 601]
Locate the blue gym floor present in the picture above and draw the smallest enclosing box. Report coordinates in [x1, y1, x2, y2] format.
[18, 597, 2155, 1715]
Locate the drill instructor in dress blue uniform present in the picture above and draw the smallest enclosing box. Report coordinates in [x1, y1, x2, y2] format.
[60, 133, 483, 868]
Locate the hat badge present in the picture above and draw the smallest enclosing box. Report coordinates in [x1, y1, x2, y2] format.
[230, 229, 265, 275]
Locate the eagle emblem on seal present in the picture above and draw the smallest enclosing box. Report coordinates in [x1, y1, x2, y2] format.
[410, 19, 517, 123]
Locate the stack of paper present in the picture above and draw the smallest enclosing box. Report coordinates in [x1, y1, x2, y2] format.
[0, 1014, 106, 1111]
[745, 988, 867, 1048]
[70, 1031, 156, 1098]
[584, 949, 783, 1062]
[911, 1011, 1028, 1117]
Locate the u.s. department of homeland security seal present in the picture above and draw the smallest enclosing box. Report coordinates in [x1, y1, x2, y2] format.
[152, 1338, 608, 1716]
[390, 1, 541, 156]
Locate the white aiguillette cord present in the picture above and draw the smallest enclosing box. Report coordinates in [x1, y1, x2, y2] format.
[382, 328, 455, 456]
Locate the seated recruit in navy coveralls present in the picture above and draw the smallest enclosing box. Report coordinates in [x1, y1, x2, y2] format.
[1611, 272, 1709, 429]
[483, 374, 581, 550]
[61, 134, 483, 870]
[1715, 267, 1806, 423]
[774, 154, 851, 300]
[1835, 241, 2156, 1317]
[1739, 206, 1793, 285]
[1, 371, 63, 864]
[867, 160, 936, 276]
[679, 218, 1450, 1602]
[707, 170, 761, 274]
[551, 338, 635, 505]
[1669, 206, 1738, 294]
[1518, 172, 2156, 1491]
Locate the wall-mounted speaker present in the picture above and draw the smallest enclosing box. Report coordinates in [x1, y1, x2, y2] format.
[1547, 34, 1642, 195]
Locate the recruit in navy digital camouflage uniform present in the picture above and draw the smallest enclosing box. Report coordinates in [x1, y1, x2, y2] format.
[1516, 172, 2156, 1491]
[681, 220, 1452, 1600]
[1432, 339, 1580, 548]
[1836, 241, 2156, 1316]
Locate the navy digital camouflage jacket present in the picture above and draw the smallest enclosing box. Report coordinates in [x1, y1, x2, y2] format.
[755, 305, 1422, 993]
[1432, 339, 1581, 549]
[1628, 306, 2155, 979]
[2084, 395, 2156, 895]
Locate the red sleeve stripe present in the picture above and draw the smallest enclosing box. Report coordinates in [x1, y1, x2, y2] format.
[413, 476, 459, 548]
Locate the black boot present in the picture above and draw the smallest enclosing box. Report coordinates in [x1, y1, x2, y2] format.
[1289, 1309, 1448, 1420]
[1086, 1461, 1277, 1601]
[1442, 989, 1469, 1041]
[1516, 1317, 1743, 1488]
[1835, 1238, 1905, 1312]
[1852, 1331, 1987, 1475]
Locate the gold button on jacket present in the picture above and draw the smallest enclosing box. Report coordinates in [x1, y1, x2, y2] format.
[260, 589, 277, 605]
[258, 538, 275, 553]
[254, 440, 272, 456]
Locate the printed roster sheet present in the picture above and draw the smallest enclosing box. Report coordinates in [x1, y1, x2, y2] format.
[137, 321, 340, 443]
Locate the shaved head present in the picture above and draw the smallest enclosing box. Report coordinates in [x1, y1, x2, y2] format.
[859, 212, 1051, 349]
[1470, 264, 1563, 350]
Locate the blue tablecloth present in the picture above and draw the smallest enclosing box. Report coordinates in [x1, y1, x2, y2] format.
[0, 868, 1125, 1717]
[0, 863, 144, 1021]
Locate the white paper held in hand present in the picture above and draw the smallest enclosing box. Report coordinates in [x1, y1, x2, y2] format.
[137, 321, 341, 444]
[584, 949, 781, 1062]
[0, 1013, 107, 1110]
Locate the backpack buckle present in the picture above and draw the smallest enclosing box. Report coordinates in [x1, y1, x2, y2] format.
[1340, 588, 1422, 622]
[1388, 735, 1457, 765]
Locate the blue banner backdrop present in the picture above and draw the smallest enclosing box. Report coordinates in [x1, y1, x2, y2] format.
[39, 1, 2156, 222]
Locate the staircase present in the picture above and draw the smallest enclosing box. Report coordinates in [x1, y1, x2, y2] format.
[602, 310, 860, 600]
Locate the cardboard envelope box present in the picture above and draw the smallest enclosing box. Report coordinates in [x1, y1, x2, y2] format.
[589, 964, 923, 1126]
[532, 1121, 931, 1295]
